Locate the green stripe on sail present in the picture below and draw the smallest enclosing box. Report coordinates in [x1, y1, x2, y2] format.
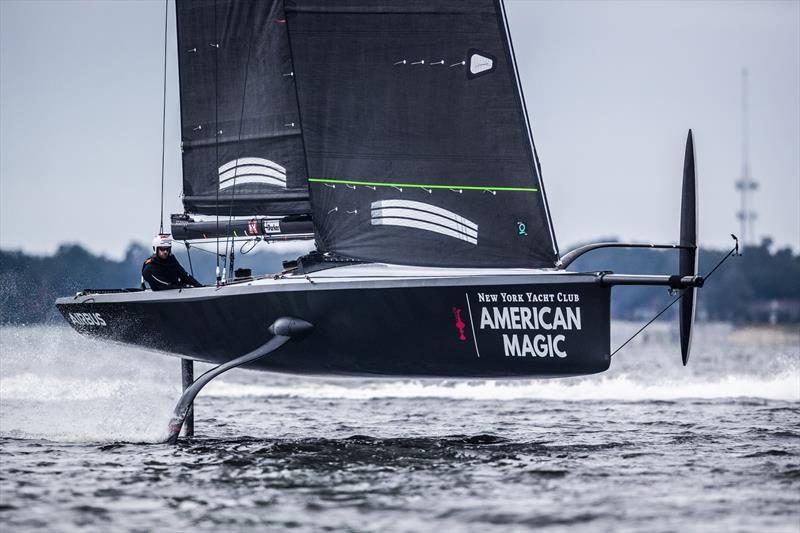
[308, 178, 538, 192]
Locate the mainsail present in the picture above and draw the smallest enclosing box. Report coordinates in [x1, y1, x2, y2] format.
[174, 0, 559, 268]
[176, 0, 309, 216]
[285, 0, 558, 268]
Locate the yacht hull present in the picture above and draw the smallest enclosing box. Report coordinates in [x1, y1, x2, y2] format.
[55, 272, 611, 378]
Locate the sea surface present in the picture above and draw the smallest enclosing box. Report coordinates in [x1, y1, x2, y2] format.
[1, 323, 798, 532]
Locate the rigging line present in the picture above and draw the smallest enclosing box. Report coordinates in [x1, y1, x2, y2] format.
[499, 0, 559, 259]
[158, 0, 169, 234]
[308, 178, 537, 192]
[282, 10, 316, 249]
[185, 242, 195, 276]
[182, 244, 225, 257]
[223, 9, 256, 280]
[213, 0, 220, 283]
[704, 234, 740, 279]
[609, 291, 683, 358]
[240, 237, 260, 255]
[610, 239, 739, 358]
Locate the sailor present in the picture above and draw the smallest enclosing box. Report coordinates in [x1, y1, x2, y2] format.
[142, 234, 204, 291]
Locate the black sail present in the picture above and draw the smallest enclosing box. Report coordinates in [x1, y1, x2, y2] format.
[285, 0, 558, 268]
[176, 0, 310, 216]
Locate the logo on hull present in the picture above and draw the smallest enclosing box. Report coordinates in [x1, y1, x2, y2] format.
[452, 307, 467, 341]
[68, 312, 106, 327]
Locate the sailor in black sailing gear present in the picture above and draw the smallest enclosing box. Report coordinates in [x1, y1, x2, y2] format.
[142, 234, 204, 291]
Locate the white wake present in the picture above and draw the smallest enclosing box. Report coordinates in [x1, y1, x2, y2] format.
[203, 373, 800, 402]
[1, 324, 797, 442]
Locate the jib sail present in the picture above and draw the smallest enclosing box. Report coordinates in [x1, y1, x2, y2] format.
[284, 0, 558, 268]
[175, 0, 310, 216]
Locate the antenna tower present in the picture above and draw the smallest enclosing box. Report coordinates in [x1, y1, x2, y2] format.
[735, 68, 758, 246]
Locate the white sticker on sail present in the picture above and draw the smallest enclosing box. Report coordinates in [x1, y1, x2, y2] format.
[371, 207, 478, 240]
[370, 200, 478, 245]
[218, 157, 286, 175]
[219, 165, 286, 183]
[372, 200, 478, 231]
[218, 158, 287, 189]
[372, 218, 478, 245]
[469, 53, 494, 75]
[219, 175, 287, 190]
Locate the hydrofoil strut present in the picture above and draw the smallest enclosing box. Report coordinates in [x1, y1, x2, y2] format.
[165, 317, 313, 444]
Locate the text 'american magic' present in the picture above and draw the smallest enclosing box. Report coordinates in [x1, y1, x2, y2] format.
[476, 292, 583, 358]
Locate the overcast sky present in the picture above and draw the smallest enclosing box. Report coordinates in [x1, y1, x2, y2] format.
[1, 0, 798, 260]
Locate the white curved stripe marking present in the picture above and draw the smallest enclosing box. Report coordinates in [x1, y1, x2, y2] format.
[372, 217, 477, 245]
[218, 157, 286, 174]
[371, 207, 477, 239]
[218, 175, 287, 189]
[219, 165, 286, 183]
[371, 200, 477, 231]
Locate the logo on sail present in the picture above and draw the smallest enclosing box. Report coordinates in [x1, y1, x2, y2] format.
[370, 199, 478, 245]
[218, 157, 286, 190]
[467, 48, 496, 79]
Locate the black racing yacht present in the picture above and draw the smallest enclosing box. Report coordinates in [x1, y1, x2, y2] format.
[56, 0, 730, 443]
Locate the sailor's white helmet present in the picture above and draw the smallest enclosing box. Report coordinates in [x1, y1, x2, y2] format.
[152, 234, 173, 252]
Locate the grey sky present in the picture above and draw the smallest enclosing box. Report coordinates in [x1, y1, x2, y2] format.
[1, 0, 798, 259]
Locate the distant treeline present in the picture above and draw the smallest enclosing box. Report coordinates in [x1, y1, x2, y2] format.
[1, 239, 798, 325]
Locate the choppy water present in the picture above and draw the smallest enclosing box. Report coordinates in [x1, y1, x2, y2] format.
[1, 323, 798, 532]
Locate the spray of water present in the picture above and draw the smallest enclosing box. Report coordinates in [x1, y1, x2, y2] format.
[0, 326, 178, 442]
